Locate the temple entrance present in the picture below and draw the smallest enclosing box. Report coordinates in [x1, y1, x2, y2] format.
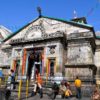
[27, 52, 34, 80]
[35, 64, 40, 73]
[27, 47, 43, 80]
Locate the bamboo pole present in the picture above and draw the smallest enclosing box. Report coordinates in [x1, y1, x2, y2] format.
[26, 79, 29, 98]
[18, 80, 22, 100]
[0, 78, 1, 87]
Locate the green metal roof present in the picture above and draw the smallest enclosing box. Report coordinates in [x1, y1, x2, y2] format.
[43, 16, 93, 28]
[3, 16, 94, 42]
[96, 36, 100, 38]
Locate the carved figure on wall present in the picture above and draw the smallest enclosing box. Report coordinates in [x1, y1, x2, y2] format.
[48, 45, 56, 54]
[49, 47, 55, 54]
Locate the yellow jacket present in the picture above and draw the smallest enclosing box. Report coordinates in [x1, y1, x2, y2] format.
[75, 79, 81, 87]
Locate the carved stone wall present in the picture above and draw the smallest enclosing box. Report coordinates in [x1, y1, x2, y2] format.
[67, 32, 93, 40]
[44, 41, 63, 76]
[6, 17, 91, 44]
[94, 49, 100, 77]
[65, 68, 92, 80]
[0, 48, 12, 66]
[66, 42, 93, 65]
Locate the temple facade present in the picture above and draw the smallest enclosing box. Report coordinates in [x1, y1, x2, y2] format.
[1, 16, 99, 81]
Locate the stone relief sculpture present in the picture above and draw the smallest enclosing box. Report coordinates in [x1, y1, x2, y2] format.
[14, 49, 21, 58]
[67, 32, 93, 39]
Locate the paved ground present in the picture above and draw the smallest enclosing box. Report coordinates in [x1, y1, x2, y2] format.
[0, 91, 91, 100]
[10, 94, 91, 100]
[26, 95, 91, 100]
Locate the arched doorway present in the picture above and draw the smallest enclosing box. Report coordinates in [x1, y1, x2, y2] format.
[27, 48, 43, 80]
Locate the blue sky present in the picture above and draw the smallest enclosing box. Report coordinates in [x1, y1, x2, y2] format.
[0, 0, 100, 32]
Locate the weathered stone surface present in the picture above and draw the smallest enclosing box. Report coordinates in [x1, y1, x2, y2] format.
[66, 42, 93, 65]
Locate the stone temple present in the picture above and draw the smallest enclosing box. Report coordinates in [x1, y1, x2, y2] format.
[1, 15, 100, 84]
[0, 25, 11, 75]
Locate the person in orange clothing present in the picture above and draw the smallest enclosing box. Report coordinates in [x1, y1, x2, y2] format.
[37, 73, 43, 98]
[74, 76, 82, 99]
[36, 73, 43, 87]
[31, 73, 43, 98]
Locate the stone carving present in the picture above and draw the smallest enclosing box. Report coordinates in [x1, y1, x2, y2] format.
[9, 18, 92, 44]
[42, 31, 64, 38]
[48, 45, 56, 54]
[67, 32, 93, 40]
[19, 17, 94, 40]
[10, 31, 64, 44]
[20, 19, 46, 40]
[39, 20, 46, 35]
[24, 24, 44, 39]
[14, 49, 21, 58]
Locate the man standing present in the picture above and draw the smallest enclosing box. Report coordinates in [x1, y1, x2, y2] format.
[74, 76, 82, 99]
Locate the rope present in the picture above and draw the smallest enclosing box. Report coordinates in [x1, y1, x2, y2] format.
[86, 0, 100, 17]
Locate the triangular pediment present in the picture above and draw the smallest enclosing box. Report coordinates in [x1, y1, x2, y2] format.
[4, 16, 93, 44]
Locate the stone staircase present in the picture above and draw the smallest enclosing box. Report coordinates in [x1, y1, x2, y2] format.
[9, 81, 55, 100]
[0, 80, 94, 100]
[10, 80, 52, 100]
[9, 80, 34, 100]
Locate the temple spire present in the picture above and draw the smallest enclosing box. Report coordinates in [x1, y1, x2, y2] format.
[37, 7, 42, 17]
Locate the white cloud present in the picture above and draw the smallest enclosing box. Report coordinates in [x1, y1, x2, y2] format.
[96, 31, 100, 36]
